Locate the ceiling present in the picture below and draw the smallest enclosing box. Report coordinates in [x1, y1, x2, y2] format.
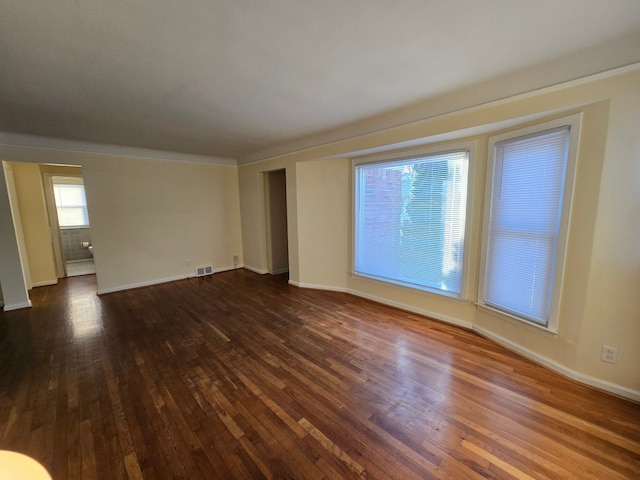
[2, 1, 640, 163]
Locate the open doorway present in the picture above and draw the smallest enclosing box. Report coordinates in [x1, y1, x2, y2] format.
[43, 173, 95, 277]
[264, 169, 289, 275]
[1, 161, 97, 311]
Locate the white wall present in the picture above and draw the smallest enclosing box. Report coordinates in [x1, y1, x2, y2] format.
[0, 162, 31, 309]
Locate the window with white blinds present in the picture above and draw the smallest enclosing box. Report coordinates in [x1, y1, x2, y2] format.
[481, 125, 573, 326]
[354, 149, 469, 296]
[53, 182, 90, 227]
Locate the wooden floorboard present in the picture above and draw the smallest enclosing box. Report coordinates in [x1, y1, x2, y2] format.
[1, 269, 638, 479]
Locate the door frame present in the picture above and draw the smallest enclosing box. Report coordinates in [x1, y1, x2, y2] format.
[263, 169, 289, 275]
[42, 172, 68, 278]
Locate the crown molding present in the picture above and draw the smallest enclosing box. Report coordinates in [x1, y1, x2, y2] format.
[0, 132, 237, 166]
[238, 62, 640, 166]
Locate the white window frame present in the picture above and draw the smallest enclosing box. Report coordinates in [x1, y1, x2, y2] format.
[352, 141, 475, 299]
[478, 114, 581, 332]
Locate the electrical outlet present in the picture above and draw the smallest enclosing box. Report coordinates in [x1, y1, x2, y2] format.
[186, 259, 191, 267]
[601, 345, 618, 364]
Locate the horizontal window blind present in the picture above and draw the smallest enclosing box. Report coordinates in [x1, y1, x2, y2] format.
[483, 127, 570, 325]
[355, 150, 469, 295]
[53, 183, 89, 227]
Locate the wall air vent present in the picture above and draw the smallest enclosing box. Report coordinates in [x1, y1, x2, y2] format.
[195, 265, 214, 277]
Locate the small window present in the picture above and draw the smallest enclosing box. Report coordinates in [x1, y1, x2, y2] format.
[354, 147, 470, 296]
[479, 116, 579, 328]
[53, 179, 89, 227]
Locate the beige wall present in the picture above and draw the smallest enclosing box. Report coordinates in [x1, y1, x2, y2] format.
[10, 162, 58, 287]
[1, 67, 637, 398]
[0, 148, 244, 296]
[295, 158, 349, 290]
[238, 68, 640, 398]
[239, 159, 300, 280]
[83, 156, 243, 293]
[576, 86, 640, 387]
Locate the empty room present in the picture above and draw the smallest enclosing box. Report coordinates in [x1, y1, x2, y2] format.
[1, 2, 639, 479]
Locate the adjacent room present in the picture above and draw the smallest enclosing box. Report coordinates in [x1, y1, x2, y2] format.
[1, 2, 639, 479]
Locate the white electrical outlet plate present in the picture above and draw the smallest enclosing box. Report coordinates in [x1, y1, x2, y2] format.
[601, 345, 618, 364]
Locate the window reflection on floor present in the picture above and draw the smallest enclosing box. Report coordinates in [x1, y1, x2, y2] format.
[65, 296, 102, 339]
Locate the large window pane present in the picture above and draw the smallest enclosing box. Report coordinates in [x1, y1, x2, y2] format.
[483, 127, 570, 325]
[53, 183, 89, 227]
[354, 150, 469, 295]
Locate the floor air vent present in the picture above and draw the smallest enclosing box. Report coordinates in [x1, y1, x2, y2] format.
[195, 265, 214, 277]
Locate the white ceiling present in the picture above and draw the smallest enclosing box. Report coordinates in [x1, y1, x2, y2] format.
[2, 1, 640, 162]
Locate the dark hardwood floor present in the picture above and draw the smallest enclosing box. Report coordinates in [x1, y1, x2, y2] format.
[1, 270, 638, 479]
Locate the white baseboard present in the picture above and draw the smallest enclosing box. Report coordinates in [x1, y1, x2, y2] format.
[473, 326, 640, 402]
[270, 267, 289, 275]
[91, 270, 640, 402]
[31, 279, 58, 288]
[97, 265, 248, 295]
[347, 288, 473, 330]
[291, 281, 473, 330]
[289, 281, 638, 402]
[214, 264, 241, 274]
[243, 265, 269, 275]
[97, 274, 189, 295]
[3, 300, 33, 311]
[290, 280, 347, 292]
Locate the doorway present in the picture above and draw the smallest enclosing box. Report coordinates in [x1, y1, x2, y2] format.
[43, 173, 95, 277]
[264, 169, 289, 275]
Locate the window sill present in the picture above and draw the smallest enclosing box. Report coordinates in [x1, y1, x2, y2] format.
[475, 303, 559, 337]
[59, 225, 90, 230]
[350, 272, 469, 303]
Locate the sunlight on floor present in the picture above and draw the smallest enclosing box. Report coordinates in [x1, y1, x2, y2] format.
[66, 260, 96, 276]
